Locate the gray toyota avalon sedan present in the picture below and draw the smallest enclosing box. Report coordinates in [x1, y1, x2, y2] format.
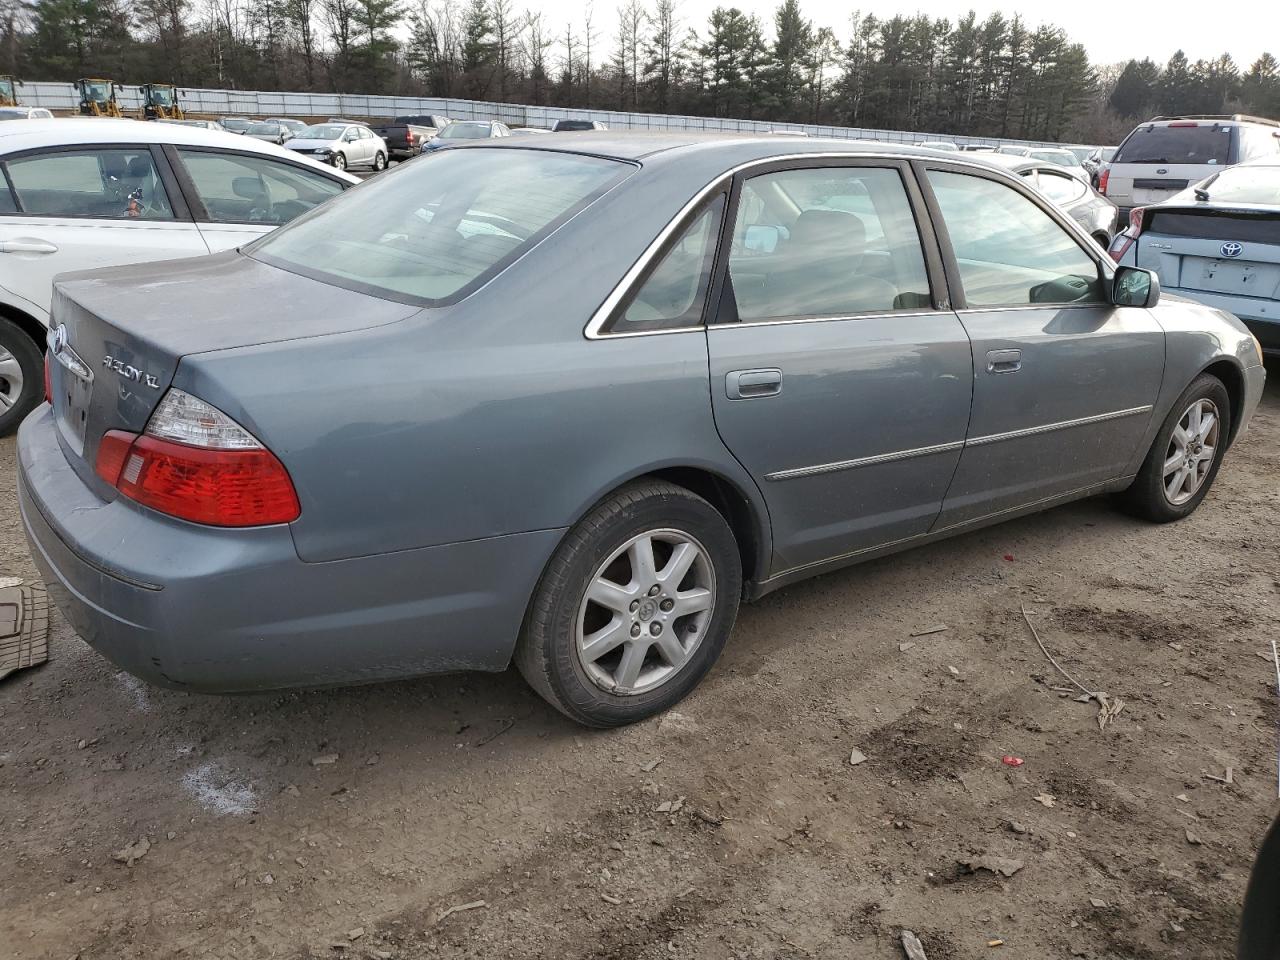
[19, 134, 1267, 727]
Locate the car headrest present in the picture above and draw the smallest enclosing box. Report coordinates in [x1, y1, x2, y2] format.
[125, 155, 152, 179]
[789, 209, 866, 256]
[101, 154, 128, 180]
[232, 177, 266, 200]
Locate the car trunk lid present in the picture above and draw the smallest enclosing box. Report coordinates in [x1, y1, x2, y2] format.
[47, 251, 418, 490]
[1135, 205, 1280, 300]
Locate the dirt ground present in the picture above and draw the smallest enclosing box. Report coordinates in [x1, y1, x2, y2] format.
[2, 361, 1278, 960]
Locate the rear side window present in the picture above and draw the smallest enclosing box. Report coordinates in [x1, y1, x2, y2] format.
[928, 170, 1104, 307]
[5, 149, 175, 220]
[253, 148, 629, 303]
[177, 150, 344, 225]
[727, 166, 932, 320]
[1237, 127, 1280, 162]
[1113, 125, 1232, 165]
[0, 179, 15, 213]
[606, 194, 725, 334]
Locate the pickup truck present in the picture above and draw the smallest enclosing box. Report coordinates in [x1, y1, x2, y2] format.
[370, 115, 451, 160]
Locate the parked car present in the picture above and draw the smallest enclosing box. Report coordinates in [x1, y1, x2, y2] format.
[21, 138, 1265, 727]
[510, 127, 551, 136]
[979, 153, 1118, 246]
[916, 140, 959, 151]
[284, 122, 388, 170]
[0, 117, 357, 432]
[422, 120, 511, 152]
[1101, 114, 1280, 215]
[1111, 156, 1280, 356]
[1084, 146, 1116, 187]
[219, 117, 254, 134]
[552, 119, 608, 132]
[159, 119, 226, 131]
[1065, 146, 1094, 165]
[370, 115, 450, 160]
[960, 144, 997, 152]
[244, 121, 293, 145]
[0, 107, 54, 121]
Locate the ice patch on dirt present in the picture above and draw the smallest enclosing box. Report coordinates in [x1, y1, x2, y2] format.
[116, 673, 152, 713]
[181, 763, 257, 816]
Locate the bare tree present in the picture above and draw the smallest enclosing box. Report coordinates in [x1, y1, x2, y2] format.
[521, 9, 552, 103]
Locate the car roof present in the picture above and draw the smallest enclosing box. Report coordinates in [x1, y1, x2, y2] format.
[0, 118, 360, 181]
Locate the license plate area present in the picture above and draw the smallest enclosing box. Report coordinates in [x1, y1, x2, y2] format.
[1197, 259, 1254, 294]
[52, 350, 94, 456]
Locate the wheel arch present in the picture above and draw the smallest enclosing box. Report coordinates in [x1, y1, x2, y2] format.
[0, 301, 48, 352]
[1200, 357, 1246, 447]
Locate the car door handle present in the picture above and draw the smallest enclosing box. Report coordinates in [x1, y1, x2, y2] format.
[986, 349, 1022, 374]
[726, 368, 782, 400]
[0, 238, 58, 254]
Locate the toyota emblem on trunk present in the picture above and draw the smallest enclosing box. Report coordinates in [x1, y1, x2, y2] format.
[1221, 241, 1243, 258]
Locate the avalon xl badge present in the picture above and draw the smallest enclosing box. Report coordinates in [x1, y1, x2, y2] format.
[1221, 241, 1244, 259]
[102, 355, 161, 390]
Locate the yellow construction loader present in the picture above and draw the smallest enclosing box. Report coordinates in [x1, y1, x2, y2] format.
[0, 76, 22, 108]
[139, 83, 184, 120]
[75, 78, 124, 117]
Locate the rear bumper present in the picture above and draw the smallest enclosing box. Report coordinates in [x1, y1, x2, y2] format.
[18, 406, 562, 692]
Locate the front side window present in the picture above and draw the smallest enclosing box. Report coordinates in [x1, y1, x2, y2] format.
[605, 195, 725, 334]
[927, 170, 1104, 307]
[177, 150, 344, 225]
[253, 148, 629, 303]
[5, 149, 175, 220]
[726, 166, 932, 321]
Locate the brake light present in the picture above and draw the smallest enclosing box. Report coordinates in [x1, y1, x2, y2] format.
[1109, 208, 1145, 263]
[1128, 206, 1146, 236]
[1098, 168, 1110, 194]
[43, 351, 52, 404]
[94, 390, 300, 526]
[1168, 122, 1199, 127]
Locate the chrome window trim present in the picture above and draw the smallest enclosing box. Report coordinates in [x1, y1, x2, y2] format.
[707, 308, 945, 330]
[765, 440, 964, 481]
[765, 404, 1153, 483]
[584, 149, 1024, 341]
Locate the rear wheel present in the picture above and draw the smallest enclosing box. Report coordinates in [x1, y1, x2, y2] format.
[372, 151, 387, 171]
[0, 318, 43, 437]
[1121, 373, 1231, 522]
[515, 481, 742, 727]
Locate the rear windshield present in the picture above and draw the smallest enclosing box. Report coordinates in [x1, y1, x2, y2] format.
[1195, 165, 1280, 205]
[439, 122, 492, 140]
[1029, 149, 1078, 167]
[1114, 124, 1233, 165]
[251, 148, 629, 303]
[555, 121, 597, 131]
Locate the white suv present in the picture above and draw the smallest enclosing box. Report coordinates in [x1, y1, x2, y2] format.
[1102, 114, 1280, 215]
[0, 118, 358, 433]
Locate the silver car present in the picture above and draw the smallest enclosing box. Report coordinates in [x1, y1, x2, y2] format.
[20, 136, 1266, 727]
[284, 122, 388, 171]
[1112, 156, 1280, 356]
[980, 153, 1118, 246]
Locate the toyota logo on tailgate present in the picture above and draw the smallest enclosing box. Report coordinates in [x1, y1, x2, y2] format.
[1221, 241, 1244, 258]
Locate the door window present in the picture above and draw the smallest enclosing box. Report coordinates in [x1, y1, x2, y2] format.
[177, 150, 344, 225]
[927, 170, 1105, 307]
[727, 167, 932, 321]
[605, 194, 725, 334]
[4, 149, 175, 220]
[1034, 169, 1087, 205]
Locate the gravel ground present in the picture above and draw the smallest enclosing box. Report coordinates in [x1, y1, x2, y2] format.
[2, 359, 1277, 960]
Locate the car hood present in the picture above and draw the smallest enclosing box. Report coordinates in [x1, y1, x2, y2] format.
[286, 138, 339, 149]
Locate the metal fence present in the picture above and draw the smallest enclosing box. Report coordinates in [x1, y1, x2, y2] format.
[19, 80, 1061, 149]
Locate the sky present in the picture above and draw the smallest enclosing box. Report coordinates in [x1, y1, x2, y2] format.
[524, 0, 1280, 69]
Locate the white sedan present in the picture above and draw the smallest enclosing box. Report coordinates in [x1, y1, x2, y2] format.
[0, 118, 358, 433]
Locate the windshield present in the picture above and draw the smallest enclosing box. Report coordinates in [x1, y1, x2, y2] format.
[1029, 149, 1077, 167]
[439, 122, 491, 140]
[0, 80, 13, 99]
[1196, 165, 1280, 205]
[247, 123, 281, 135]
[1114, 124, 1233, 165]
[253, 148, 628, 303]
[221, 118, 251, 132]
[83, 82, 110, 101]
[149, 87, 173, 105]
[0, 109, 27, 121]
[299, 124, 346, 140]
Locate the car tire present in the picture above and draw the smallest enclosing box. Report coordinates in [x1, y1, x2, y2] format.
[515, 480, 742, 728]
[332, 152, 347, 171]
[0, 317, 43, 437]
[372, 151, 386, 171]
[1120, 373, 1232, 523]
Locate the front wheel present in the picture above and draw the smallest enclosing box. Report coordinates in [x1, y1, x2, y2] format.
[331, 152, 347, 171]
[1120, 373, 1231, 522]
[372, 151, 386, 171]
[515, 481, 742, 727]
[0, 318, 43, 437]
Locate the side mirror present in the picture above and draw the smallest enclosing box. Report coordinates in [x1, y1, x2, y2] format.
[1113, 266, 1160, 308]
[744, 224, 781, 253]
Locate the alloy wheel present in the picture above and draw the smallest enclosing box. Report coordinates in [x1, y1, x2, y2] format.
[1163, 398, 1220, 505]
[575, 529, 716, 696]
[0, 345, 23, 412]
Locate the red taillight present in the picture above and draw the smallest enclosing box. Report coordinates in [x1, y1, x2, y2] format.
[1109, 209, 1144, 263]
[43, 351, 52, 405]
[1098, 168, 1110, 195]
[93, 392, 300, 527]
[1167, 122, 1199, 127]
[1128, 206, 1146, 236]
